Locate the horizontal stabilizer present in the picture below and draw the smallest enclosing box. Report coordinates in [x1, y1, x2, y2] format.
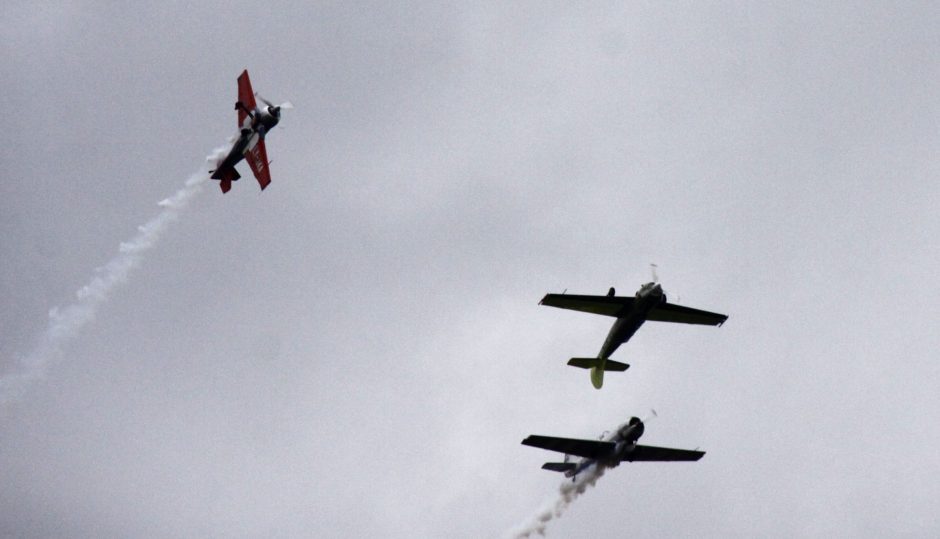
[542, 462, 577, 472]
[211, 167, 241, 194]
[211, 167, 241, 181]
[567, 358, 630, 371]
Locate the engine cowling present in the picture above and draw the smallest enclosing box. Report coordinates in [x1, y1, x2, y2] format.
[619, 417, 645, 444]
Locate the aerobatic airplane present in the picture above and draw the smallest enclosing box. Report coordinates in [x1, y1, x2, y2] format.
[540, 278, 727, 389]
[210, 70, 292, 193]
[522, 416, 704, 479]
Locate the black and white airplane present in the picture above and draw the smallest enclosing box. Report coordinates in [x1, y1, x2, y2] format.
[522, 416, 704, 479]
[540, 278, 727, 389]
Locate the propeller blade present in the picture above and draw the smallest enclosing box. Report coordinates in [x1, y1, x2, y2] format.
[254, 92, 274, 108]
[255, 92, 293, 112]
[650, 263, 659, 283]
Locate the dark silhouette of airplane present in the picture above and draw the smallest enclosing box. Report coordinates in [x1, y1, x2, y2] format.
[522, 415, 704, 479]
[540, 279, 727, 388]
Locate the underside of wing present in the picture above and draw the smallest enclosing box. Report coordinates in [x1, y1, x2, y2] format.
[237, 70, 257, 129]
[521, 435, 614, 460]
[623, 444, 705, 462]
[646, 303, 728, 326]
[245, 139, 272, 190]
[539, 294, 634, 317]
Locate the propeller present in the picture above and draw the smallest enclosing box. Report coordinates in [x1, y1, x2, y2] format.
[255, 92, 294, 117]
[624, 410, 658, 430]
[649, 263, 680, 303]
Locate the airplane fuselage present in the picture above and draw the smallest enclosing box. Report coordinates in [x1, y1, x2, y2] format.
[216, 131, 253, 173]
[251, 106, 281, 135]
[590, 283, 665, 388]
[216, 107, 280, 174]
[598, 282, 665, 359]
[567, 456, 597, 478]
[564, 418, 645, 478]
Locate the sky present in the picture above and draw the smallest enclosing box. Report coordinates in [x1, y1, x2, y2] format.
[2, 2, 938, 537]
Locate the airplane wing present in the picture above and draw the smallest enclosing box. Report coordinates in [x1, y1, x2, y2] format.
[521, 435, 615, 460]
[237, 70, 258, 129]
[245, 139, 272, 190]
[623, 444, 705, 462]
[646, 303, 728, 326]
[539, 294, 634, 317]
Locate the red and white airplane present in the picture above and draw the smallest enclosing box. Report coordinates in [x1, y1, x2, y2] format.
[210, 70, 291, 193]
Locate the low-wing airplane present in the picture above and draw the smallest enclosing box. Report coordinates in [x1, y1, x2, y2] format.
[540, 279, 727, 389]
[521, 416, 704, 479]
[210, 70, 292, 193]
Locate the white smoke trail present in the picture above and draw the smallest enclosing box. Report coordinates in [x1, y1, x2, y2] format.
[509, 413, 658, 537]
[0, 148, 227, 406]
[507, 462, 608, 538]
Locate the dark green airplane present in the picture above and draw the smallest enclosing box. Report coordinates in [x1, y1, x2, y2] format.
[522, 415, 704, 480]
[540, 281, 728, 389]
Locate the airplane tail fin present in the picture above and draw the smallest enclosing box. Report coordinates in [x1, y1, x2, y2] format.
[542, 462, 576, 472]
[566, 358, 630, 371]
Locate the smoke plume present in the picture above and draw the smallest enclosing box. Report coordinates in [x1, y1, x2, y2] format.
[507, 449, 609, 538]
[0, 149, 226, 406]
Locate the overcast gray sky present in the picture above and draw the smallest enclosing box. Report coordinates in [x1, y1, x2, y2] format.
[2, 2, 938, 537]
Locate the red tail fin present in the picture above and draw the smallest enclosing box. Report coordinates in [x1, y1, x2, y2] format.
[220, 179, 232, 193]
